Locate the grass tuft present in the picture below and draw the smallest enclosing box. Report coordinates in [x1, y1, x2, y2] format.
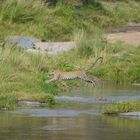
[102, 101, 140, 115]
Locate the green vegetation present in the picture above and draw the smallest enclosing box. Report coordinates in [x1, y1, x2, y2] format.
[0, 0, 140, 109]
[102, 101, 140, 115]
[0, 96, 17, 110]
[0, 45, 57, 109]
[0, 0, 140, 41]
[48, 35, 140, 84]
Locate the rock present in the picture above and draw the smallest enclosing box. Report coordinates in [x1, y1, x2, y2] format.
[26, 49, 46, 55]
[120, 112, 140, 118]
[128, 22, 140, 27]
[1, 107, 8, 111]
[18, 101, 47, 107]
[5, 35, 75, 56]
[5, 35, 41, 49]
[132, 83, 140, 86]
[34, 41, 75, 56]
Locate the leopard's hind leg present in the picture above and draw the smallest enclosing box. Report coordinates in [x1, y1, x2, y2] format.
[80, 76, 96, 86]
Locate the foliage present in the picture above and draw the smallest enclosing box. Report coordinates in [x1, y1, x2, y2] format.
[74, 29, 106, 57]
[0, 45, 58, 109]
[102, 101, 140, 115]
[0, 96, 17, 110]
[43, 94, 56, 107]
[0, 0, 140, 41]
[0, 0, 140, 109]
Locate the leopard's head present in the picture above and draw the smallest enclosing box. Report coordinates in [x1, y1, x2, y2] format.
[49, 70, 60, 76]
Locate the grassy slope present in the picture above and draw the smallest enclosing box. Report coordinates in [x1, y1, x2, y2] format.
[0, 0, 140, 109]
[0, 0, 140, 41]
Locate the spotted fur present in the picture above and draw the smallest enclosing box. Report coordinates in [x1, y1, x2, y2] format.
[45, 57, 103, 85]
[45, 70, 96, 84]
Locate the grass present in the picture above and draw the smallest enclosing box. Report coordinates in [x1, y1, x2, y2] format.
[0, 0, 140, 109]
[0, 45, 58, 109]
[0, 29, 140, 110]
[102, 101, 140, 115]
[47, 31, 140, 84]
[0, 0, 140, 41]
[0, 96, 17, 110]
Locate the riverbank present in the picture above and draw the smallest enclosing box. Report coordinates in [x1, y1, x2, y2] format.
[0, 0, 140, 109]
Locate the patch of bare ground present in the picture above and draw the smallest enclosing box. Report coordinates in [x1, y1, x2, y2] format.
[105, 31, 140, 46]
[105, 23, 140, 46]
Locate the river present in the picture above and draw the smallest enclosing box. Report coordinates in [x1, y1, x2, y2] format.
[0, 85, 140, 140]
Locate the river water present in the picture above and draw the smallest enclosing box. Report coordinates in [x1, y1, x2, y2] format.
[0, 85, 140, 140]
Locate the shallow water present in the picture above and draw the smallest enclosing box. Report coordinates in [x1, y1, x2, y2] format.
[0, 85, 140, 140]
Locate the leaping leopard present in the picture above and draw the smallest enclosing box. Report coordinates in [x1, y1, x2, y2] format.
[45, 57, 103, 85]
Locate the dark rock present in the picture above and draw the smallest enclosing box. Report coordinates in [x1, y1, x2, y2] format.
[5, 35, 40, 49]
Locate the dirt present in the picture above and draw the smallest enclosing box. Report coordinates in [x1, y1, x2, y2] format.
[105, 24, 140, 46]
[105, 31, 140, 46]
[6, 24, 140, 57]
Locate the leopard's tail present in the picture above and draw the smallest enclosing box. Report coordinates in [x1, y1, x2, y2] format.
[86, 57, 103, 71]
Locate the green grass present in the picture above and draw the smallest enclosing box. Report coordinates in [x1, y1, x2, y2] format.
[0, 45, 58, 109]
[0, 0, 140, 109]
[0, 96, 17, 110]
[0, 29, 140, 110]
[0, 0, 140, 41]
[47, 31, 140, 84]
[102, 101, 140, 115]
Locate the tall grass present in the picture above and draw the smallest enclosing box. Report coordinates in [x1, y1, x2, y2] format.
[102, 1, 140, 27]
[0, 0, 140, 41]
[74, 29, 106, 57]
[0, 44, 58, 109]
[0, 0, 78, 41]
[0, 32, 140, 110]
[0, 0, 140, 109]
[72, 30, 140, 83]
[0, 0, 45, 23]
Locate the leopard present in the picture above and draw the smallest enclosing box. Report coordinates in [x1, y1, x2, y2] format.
[45, 57, 103, 85]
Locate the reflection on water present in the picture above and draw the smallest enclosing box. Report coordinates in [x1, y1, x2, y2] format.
[0, 112, 140, 140]
[13, 109, 99, 117]
[0, 85, 140, 140]
[55, 94, 140, 104]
